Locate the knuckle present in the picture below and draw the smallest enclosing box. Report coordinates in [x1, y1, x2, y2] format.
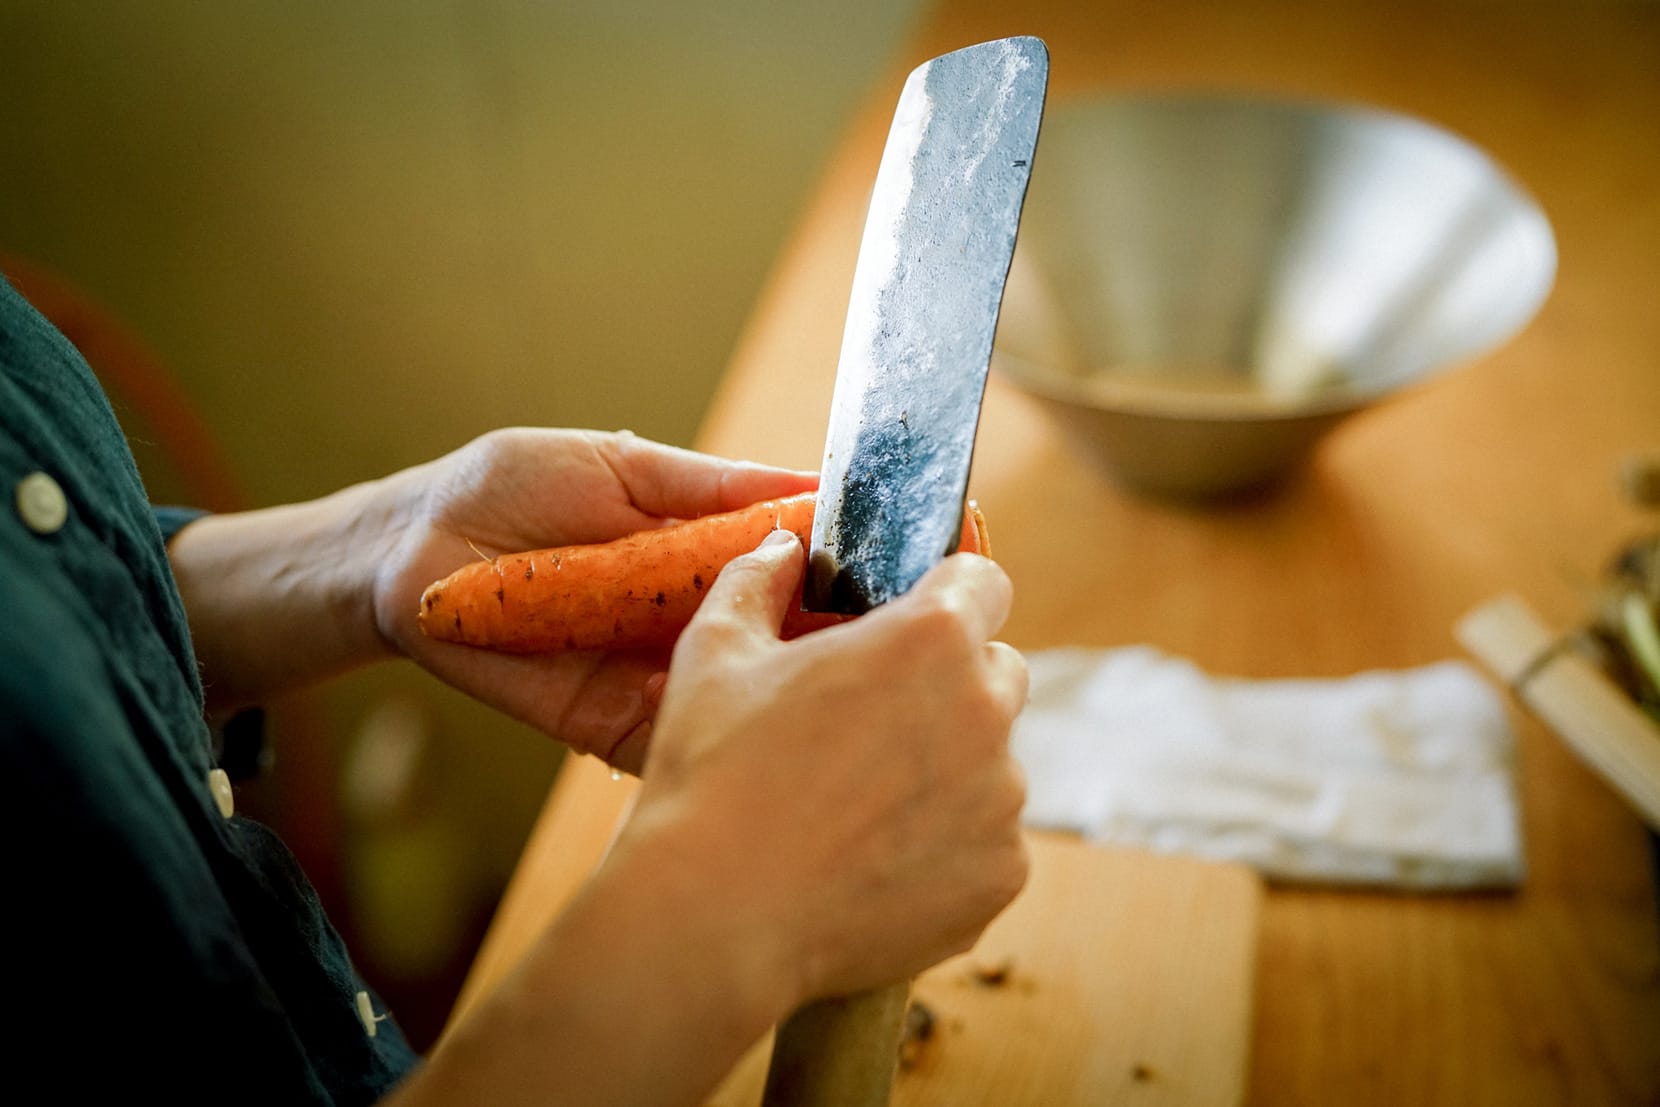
[997, 759, 1028, 821]
[948, 848, 1028, 957]
[594, 427, 643, 468]
[474, 425, 531, 464]
[970, 806, 1030, 911]
[710, 545, 774, 593]
[992, 640, 1030, 694]
[718, 549, 789, 602]
[903, 591, 980, 657]
[995, 841, 1031, 905]
[460, 427, 549, 491]
[976, 835, 1030, 913]
[947, 552, 1011, 606]
[941, 925, 983, 963]
[678, 605, 750, 657]
[956, 675, 1018, 743]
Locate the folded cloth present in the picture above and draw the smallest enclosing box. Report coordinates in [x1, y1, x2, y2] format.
[1010, 646, 1525, 890]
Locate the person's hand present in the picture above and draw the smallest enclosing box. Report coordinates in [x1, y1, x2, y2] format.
[606, 529, 1030, 1004]
[373, 428, 814, 769]
[382, 515, 1026, 1107]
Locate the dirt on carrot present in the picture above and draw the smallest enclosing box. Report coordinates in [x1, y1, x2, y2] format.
[417, 491, 989, 653]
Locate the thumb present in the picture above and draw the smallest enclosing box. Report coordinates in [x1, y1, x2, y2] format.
[676, 529, 804, 658]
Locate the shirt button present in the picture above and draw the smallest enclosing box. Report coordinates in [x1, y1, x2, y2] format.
[15, 471, 68, 535]
[356, 990, 387, 1037]
[207, 768, 235, 819]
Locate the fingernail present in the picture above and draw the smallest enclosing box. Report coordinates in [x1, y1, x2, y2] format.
[760, 529, 797, 550]
[643, 671, 668, 708]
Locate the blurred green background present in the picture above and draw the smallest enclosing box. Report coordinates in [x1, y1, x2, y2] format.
[0, 0, 923, 1048]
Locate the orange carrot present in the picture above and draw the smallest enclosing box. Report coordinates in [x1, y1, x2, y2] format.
[418, 491, 990, 653]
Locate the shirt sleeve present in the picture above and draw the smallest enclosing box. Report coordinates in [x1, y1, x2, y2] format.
[153, 504, 209, 545]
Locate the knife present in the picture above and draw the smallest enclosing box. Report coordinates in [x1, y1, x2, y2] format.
[762, 34, 1048, 1107]
[802, 35, 1048, 618]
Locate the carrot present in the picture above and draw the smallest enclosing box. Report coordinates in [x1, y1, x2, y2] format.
[417, 491, 991, 654]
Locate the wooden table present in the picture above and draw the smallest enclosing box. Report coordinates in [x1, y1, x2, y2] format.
[458, 1, 1660, 1102]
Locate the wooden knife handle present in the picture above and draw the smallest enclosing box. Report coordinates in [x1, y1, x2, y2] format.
[760, 980, 912, 1107]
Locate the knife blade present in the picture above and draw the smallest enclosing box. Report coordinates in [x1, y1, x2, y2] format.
[803, 34, 1049, 616]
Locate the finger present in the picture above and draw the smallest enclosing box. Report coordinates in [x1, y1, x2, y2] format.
[414, 642, 665, 760]
[642, 670, 669, 711]
[604, 718, 652, 777]
[598, 431, 817, 520]
[601, 671, 668, 774]
[676, 530, 804, 656]
[984, 640, 1030, 719]
[898, 552, 1015, 644]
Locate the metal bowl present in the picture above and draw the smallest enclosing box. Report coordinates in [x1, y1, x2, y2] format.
[992, 93, 1556, 499]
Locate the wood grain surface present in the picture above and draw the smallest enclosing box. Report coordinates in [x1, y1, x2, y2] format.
[708, 832, 1261, 1107]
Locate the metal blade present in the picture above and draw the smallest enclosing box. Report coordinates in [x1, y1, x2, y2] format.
[804, 36, 1048, 614]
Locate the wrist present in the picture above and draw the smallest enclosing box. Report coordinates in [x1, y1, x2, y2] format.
[426, 807, 802, 1106]
[167, 475, 410, 710]
[317, 475, 409, 665]
[600, 805, 806, 1036]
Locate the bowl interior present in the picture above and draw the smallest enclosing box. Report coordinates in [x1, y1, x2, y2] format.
[994, 94, 1557, 421]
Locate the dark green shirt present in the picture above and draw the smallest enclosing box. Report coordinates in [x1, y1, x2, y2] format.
[0, 275, 419, 1103]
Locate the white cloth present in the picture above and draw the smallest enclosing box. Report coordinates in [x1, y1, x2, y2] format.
[1011, 646, 1525, 890]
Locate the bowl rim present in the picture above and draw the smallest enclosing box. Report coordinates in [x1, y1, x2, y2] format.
[991, 88, 1558, 425]
[991, 349, 1412, 423]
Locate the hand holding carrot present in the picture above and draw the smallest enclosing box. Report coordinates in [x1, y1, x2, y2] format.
[169, 427, 812, 768]
[369, 428, 817, 769]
